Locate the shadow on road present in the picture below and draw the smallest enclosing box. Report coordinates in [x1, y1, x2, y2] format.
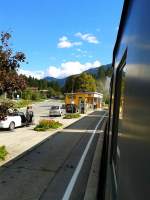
[0, 110, 106, 200]
[0, 127, 99, 200]
[65, 110, 105, 130]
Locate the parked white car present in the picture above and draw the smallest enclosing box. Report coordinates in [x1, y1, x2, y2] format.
[49, 105, 65, 117]
[0, 112, 27, 130]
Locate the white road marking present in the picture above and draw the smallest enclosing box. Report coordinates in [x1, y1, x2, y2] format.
[62, 112, 106, 200]
[60, 129, 103, 133]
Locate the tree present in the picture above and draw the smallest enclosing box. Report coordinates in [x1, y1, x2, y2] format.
[105, 67, 112, 77]
[64, 73, 96, 93]
[48, 80, 61, 91]
[64, 75, 77, 93]
[97, 67, 106, 82]
[0, 70, 26, 98]
[0, 32, 27, 97]
[75, 73, 96, 92]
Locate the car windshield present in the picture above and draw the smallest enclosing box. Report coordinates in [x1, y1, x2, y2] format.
[51, 106, 59, 110]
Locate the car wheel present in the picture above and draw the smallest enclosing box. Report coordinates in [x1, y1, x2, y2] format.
[9, 122, 15, 130]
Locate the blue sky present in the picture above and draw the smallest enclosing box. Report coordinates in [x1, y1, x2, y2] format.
[0, 0, 124, 78]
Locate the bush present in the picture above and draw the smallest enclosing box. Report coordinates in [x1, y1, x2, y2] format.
[22, 90, 43, 101]
[14, 99, 31, 108]
[0, 146, 8, 161]
[0, 100, 15, 120]
[22, 90, 32, 100]
[63, 113, 81, 119]
[31, 92, 41, 101]
[34, 119, 63, 131]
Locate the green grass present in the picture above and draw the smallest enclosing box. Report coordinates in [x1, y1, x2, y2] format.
[0, 146, 8, 161]
[63, 113, 81, 119]
[34, 119, 63, 131]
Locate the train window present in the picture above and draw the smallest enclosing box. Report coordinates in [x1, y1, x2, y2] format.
[110, 49, 127, 194]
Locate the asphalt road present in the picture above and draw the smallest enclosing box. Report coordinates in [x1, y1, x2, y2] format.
[0, 110, 106, 200]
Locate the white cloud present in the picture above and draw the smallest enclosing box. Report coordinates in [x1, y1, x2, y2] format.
[47, 60, 101, 78]
[18, 69, 45, 79]
[57, 36, 82, 48]
[93, 60, 101, 67]
[75, 32, 99, 44]
[18, 60, 102, 80]
[47, 66, 61, 78]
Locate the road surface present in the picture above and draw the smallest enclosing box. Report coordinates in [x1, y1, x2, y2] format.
[0, 110, 106, 200]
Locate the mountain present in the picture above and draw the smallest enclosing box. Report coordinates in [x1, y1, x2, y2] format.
[84, 67, 99, 75]
[84, 64, 111, 76]
[44, 63, 111, 87]
[44, 76, 66, 86]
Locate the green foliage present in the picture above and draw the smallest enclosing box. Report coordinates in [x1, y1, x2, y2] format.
[64, 73, 96, 93]
[0, 100, 15, 120]
[47, 87, 56, 98]
[64, 75, 77, 93]
[0, 146, 8, 161]
[48, 81, 61, 91]
[105, 67, 112, 77]
[75, 73, 96, 92]
[22, 90, 32, 100]
[14, 99, 31, 108]
[34, 119, 63, 131]
[23, 77, 63, 99]
[31, 92, 41, 101]
[0, 32, 26, 71]
[97, 67, 106, 81]
[22, 90, 46, 101]
[63, 113, 81, 119]
[96, 80, 105, 93]
[0, 32, 27, 96]
[0, 99, 32, 119]
[104, 97, 110, 105]
[26, 76, 48, 89]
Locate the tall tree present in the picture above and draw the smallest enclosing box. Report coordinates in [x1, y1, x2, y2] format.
[64, 73, 96, 93]
[97, 66, 106, 81]
[0, 32, 27, 97]
[75, 73, 96, 92]
[64, 75, 77, 93]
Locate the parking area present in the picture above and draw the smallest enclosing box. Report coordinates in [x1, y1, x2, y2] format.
[0, 99, 94, 166]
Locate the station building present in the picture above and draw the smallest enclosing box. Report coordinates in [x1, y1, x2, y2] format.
[65, 92, 103, 112]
